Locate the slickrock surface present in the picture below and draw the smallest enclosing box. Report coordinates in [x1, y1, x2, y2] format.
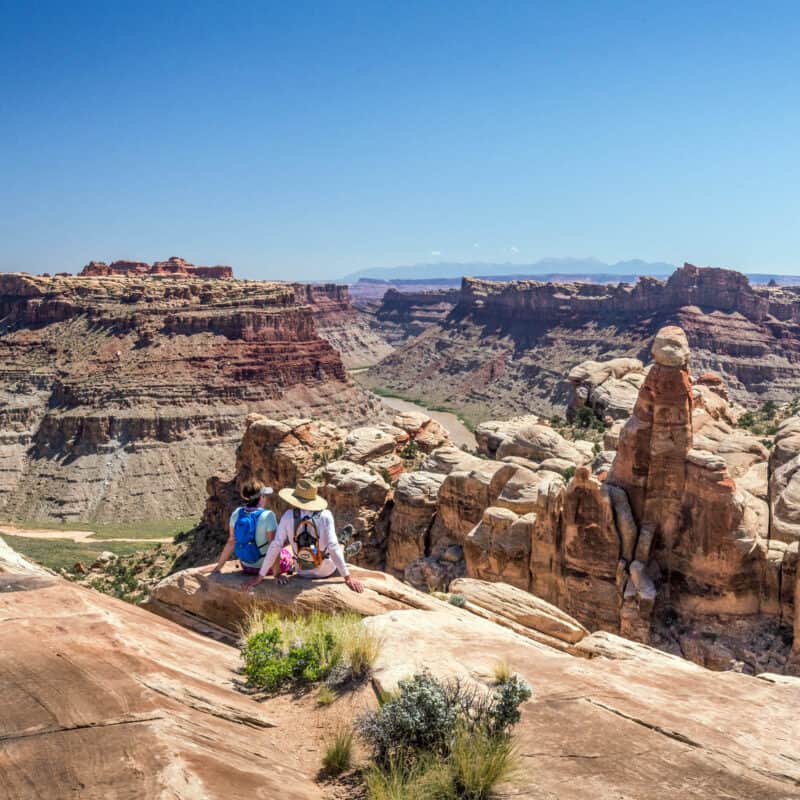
[145, 549, 800, 800]
[0, 537, 322, 800]
[0, 272, 383, 522]
[367, 263, 800, 422]
[368, 609, 800, 800]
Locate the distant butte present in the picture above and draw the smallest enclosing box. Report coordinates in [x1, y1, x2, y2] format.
[80, 256, 234, 279]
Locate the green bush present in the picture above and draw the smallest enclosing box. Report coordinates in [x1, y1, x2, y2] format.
[448, 593, 466, 608]
[359, 670, 532, 766]
[240, 610, 381, 692]
[360, 672, 458, 765]
[738, 411, 755, 429]
[400, 439, 420, 461]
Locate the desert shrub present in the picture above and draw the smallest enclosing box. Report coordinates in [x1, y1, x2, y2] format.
[562, 466, 576, 482]
[400, 439, 420, 461]
[360, 672, 458, 765]
[241, 610, 381, 692]
[322, 725, 354, 776]
[738, 411, 755, 429]
[488, 675, 533, 735]
[448, 593, 466, 608]
[242, 629, 293, 691]
[363, 728, 517, 800]
[359, 671, 531, 766]
[575, 406, 595, 428]
[340, 620, 383, 680]
[762, 400, 778, 418]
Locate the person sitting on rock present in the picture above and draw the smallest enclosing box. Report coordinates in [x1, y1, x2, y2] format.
[243, 478, 364, 593]
[204, 482, 291, 576]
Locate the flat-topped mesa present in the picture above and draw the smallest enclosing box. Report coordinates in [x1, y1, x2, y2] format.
[80, 256, 234, 279]
[458, 263, 784, 321]
[0, 273, 382, 522]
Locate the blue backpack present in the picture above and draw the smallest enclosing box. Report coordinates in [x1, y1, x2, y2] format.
[233, 507, 265, 564]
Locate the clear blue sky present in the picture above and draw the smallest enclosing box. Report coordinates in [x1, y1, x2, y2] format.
[1, 1, 798, 280]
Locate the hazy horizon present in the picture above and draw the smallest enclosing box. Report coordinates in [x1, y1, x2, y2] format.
[2, 2, 799, 280]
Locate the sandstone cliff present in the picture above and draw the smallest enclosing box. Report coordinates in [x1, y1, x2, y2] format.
[80, 255, 234, 278]
[0, 273, 382, 523]
[183, 326, 798, 675]
[367, 263, 800, 422]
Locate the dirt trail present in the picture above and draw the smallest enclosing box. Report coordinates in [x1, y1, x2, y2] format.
[0, 524, 172, 543]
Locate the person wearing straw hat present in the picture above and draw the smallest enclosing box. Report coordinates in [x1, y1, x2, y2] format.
[243, 478, 364, 593]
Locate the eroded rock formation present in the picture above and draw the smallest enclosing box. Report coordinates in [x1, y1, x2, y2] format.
[367, 263, 800, 423]
[180, 324, 799, 674]
[178, 412, 451, 571]
[80, 256, 234, 278]
[0, 272, 383, 522]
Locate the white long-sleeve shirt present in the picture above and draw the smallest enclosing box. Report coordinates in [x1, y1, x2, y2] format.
[258, 508, 349, 579]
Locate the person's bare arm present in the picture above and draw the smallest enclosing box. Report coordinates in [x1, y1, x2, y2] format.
[200, 527, 236, 574]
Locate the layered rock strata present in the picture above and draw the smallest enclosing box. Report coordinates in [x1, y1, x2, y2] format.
[0, 273, 382, 522]
[80, 255, 234, 278]
[367, 263, 800, 422]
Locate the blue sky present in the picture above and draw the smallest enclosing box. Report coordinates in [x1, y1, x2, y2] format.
[1, 1, 798, 280]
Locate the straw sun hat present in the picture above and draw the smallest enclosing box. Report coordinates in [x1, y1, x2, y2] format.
[278, 478, 328, 512]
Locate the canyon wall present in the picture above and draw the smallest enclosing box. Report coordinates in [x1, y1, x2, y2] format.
[367, 263, 800, 422]
[0, 272, 383, 523]
[186, 327, 799, 674]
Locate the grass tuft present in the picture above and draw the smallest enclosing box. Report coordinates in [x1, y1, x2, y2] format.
[317, 685, 336, 706]
[322, 725, 354, 776]
[492, 660, 512, 685]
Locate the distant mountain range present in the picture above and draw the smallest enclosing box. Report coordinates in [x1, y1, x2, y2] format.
[341, 258, 677, 283]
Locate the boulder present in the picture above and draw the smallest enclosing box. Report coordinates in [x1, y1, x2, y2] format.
[318, 460, 391, 568]
[493, 422, 584, 464]
[567, 357, 645, 421]
[343, 426, 397, 463]
[449, 577, 588, 644]
[420, 445, 483, 474]
[463, 507, 533, 590]
[147, 562, 441, 634]
[386, 470, 445, 576]
[475, 415, 539, 458]
[652, 325, 690, 367]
